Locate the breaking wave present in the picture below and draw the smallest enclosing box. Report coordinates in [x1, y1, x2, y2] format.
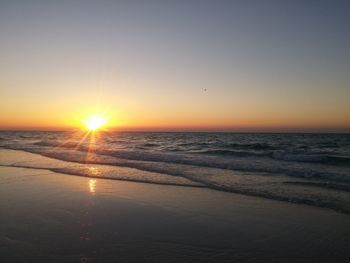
[1, 131, 350, 213]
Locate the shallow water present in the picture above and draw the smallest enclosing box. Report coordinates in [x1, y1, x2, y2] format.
[1, 166, 350, 262]
[0, 131, 350, 213]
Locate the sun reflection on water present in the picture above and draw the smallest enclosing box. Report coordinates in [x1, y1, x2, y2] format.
[88, 166, 99, 176]
[89, 179, 97, 194]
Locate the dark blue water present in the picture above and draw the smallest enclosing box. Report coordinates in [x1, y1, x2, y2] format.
[1, 131, 350, 213]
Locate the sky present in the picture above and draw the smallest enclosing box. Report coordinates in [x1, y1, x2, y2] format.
[0, 0, 349, 132]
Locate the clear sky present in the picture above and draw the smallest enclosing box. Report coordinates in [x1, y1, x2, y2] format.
[1, 0, 349, 131]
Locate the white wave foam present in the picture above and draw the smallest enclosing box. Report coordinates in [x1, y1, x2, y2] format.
[1, 148, 350, 214]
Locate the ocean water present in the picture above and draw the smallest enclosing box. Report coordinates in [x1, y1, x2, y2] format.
[0, 131, 350, 213]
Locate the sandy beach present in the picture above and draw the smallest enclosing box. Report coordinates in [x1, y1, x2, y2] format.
[1, 150, 350, 262]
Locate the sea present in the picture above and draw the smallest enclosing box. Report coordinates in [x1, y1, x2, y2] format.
[1, 131, 350, 213]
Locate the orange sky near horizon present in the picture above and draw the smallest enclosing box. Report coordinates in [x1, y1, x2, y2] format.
[1, 98, 349, 132]
[1, 68, 349, 131]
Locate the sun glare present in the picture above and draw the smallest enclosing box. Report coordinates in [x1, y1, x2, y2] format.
[84, 114, 107, 131]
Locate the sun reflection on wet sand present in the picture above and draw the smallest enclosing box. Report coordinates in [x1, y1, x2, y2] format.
[89, 179, 97, 194]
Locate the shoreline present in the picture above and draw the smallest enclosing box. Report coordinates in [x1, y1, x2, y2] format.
[1, 148, 350, 215]
[1, 153, 350, 261]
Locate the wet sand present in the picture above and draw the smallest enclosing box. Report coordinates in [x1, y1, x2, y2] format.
[1, 155, 350, 262]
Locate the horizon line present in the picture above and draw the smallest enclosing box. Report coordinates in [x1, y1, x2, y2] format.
[1, 127, 350, 134]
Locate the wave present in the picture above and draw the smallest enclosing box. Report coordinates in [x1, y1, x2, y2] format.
[196, 149, 268, 157]
[52, 166, 204, 188]
[229, 142, 276, 150]
[141, 143, 160, 147]
[176, 142, 211, 147]
[284, 181, 350, 192]
[4, 143, 350, 185]
[1, 147, 350, 214]
[272, 152, 350, 166]
[200, 148, 350, 167]
[31, 139, 350, 167]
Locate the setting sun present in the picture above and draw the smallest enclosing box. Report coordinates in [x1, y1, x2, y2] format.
[84, 114, 108, 131]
